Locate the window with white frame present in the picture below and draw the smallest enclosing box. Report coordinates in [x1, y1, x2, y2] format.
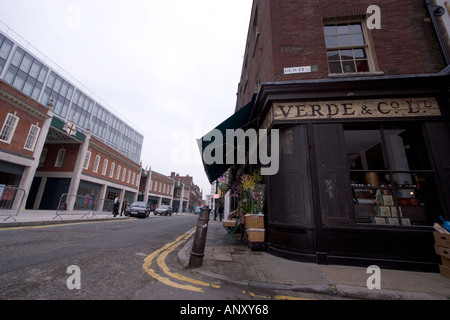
[122, 167, 126, 182]
[0, 113, 19, 144]
[324, 21, 375, 74]
[83, 151, 91, 170]
[127, 170, 131, 184]
[55, 148, 66, 167]
[24, 124, 40, 151]
[116, 165, 121, 180]
[102, 159, 108, 176]
[132, 172, 136, 186]
[93, 155, 101, 173]
[110, 162, 115, 178]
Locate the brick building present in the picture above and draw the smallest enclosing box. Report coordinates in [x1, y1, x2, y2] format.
[0, 26, 143, 213]
[200, 0, 450, 271]
[137, 171, 203, 213]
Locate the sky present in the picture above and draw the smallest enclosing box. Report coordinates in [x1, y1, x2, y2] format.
[0, 0, 253, 197]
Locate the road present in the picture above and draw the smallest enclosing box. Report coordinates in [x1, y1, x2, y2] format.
[0, 214, 342, 303]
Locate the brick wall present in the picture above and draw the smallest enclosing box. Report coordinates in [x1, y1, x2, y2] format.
[237, 0, 446, 108]
[0, 81, 48, 158]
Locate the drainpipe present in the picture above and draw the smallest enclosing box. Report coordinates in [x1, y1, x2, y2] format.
[425, 0, 450, 65]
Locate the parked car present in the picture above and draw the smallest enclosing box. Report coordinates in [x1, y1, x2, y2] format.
[195, 206, 201, 214]
[126, 201, 150, 218]
[155, 205, 173, 216]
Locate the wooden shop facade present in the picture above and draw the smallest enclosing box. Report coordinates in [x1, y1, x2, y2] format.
[253, 70, 450, 272]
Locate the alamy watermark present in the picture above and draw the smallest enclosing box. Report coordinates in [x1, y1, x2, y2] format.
[366, 265, 381, 290]
[66, 265, 81, 290]
[200, 128, 280, 176]
[367, 5, 381, 30]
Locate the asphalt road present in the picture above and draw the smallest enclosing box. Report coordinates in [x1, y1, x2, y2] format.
[0, 214, 199, 300]
[0, 214, 345, 305]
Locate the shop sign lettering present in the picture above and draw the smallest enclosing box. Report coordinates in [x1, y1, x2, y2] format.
[272, 97, 441, 122]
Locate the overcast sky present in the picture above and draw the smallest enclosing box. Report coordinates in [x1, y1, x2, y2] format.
[0, 0, 253, 197]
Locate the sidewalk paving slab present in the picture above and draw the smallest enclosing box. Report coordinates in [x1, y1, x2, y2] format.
[179, 219, 450, 300]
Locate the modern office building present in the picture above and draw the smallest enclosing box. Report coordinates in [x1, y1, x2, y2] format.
[0, 23, 144, 212]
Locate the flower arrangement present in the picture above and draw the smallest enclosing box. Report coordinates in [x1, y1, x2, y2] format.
[239, 171, 265, 215]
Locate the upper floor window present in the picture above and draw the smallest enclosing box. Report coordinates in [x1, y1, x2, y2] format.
[324, 22, 372, 74]
[24, 124, 41, 151]
[55, 148, 66, 168]
[0, 113, 19, 144]
[83, 151, 91, 170]
[93, 155, 101, 173]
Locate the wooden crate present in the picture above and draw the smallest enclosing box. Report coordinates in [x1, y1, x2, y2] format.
[247, 228, 265, 242]
[245, 214, 264, 229]
[222, 219, 237, 227]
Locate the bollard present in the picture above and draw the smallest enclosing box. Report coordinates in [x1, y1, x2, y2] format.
[189, 207, 211, 269]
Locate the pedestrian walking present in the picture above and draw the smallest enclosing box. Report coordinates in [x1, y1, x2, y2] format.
[218, 205, 223, 222]
[113, 194, 120, 217]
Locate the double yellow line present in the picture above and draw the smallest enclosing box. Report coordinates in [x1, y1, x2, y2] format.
[142, 227, 221, 293]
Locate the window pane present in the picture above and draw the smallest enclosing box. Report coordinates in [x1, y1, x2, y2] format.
[20, 54, 33, 73]
[38, 66, 48, 83]
[54, 77, 63, 93]
[0, 39, 13, 60]
[340, 50, 353, 60]
[31, 83, 42, 100]
[13, 70, 27, 90]
[23, 77, 36, 95]
[351, 33, 365, 46]
[29, 61, 41, 78]
[324, 25, 337, 36]
[11, 48, 24, 67]
[342, 60, 356, 73]
[338, 34, 352, 47]
[329, 62, 341, 73]
[327, 50, 340, 61]
[337, 24, 350, 34]
[325, 36, 338, 48]
[356, 60, 369, 72]
[350, 23, 362, 34]
[353, 49, 366, 59]
[47, 72, 56, 88]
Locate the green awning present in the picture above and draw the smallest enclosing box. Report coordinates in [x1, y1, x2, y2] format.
[198, 96, 256, 184]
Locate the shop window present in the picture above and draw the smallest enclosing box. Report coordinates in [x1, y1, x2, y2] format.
[324, 21, 376, 74]
[345, 123, 441, 227]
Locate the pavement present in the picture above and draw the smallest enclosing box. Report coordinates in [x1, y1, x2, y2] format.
[2, 210, 449, 300]
[179, 219, 450, 300]
[0, 209, 130, 228]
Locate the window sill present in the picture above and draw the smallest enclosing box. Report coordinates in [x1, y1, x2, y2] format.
[328, 71, 385, 78]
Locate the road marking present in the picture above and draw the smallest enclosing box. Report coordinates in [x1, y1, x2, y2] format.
[0, 219, 134, 231]
[142, 227, 221, 293]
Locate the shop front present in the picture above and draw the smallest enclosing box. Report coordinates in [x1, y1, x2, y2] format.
[254, 71, 450, 272]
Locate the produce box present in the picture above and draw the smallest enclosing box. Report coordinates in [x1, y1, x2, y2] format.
[245, 214, 264, 229]
[434, 232, 450, 248]
[374, 206, 391, 217]
[376, 195, 394, 206]
[247, 228, 265, 242]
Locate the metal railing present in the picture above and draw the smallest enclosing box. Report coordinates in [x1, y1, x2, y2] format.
[54, 194, 115, 220]
[0, 186, 26, 222]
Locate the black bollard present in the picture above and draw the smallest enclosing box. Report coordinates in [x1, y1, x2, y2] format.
[189, 207, 211, 269]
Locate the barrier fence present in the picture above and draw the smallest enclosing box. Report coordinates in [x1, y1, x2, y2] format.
[0, 186, 26, 222]
[54, 194, 115, 220]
